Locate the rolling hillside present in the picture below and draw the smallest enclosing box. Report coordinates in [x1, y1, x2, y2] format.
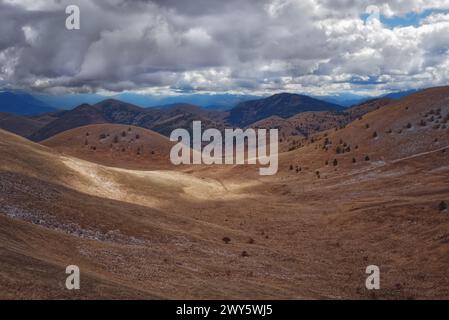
[1, 87, 449, 299]
[29, 100, 228, 142]
[0, 112, 50, 138]
[41, 124, 175, 170]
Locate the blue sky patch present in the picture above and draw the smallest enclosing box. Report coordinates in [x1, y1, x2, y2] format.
[362, 9, 449, 28]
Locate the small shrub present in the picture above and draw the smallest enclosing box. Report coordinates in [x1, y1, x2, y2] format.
[406, 123, 412, 129]
[289, 165, 294, 171]
[222, 237, 231, 244]
[121, 131, 127, 137]
[241, 251, 249, 257]
[365, 155, 370, 161]
[333, 159, 338, 166]
[373, 131, 378, 138]
[439, 201, 448, 212]
[352, 158, 356, 163]
[99, 133, 107, 139]
[113, 135, 119, 143]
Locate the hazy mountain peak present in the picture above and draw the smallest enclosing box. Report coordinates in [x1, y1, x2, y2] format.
[228, 93, 343, 127]
[0, 91, 58, 116]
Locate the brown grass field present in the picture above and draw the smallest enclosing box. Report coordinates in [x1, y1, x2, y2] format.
[1, 87, 449, 299]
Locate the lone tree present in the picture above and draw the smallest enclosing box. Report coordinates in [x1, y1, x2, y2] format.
[373, 131, 378, 138]
[333, 159, 338, 166]
[439, 201, 448, 212]
[241, 251, 249, 257]
[365, 155, 370, 161]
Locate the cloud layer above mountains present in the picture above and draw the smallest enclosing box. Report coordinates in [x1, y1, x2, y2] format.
[1, 0, 449, 96]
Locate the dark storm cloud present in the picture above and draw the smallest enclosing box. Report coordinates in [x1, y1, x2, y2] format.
[0, 0, 449, 95]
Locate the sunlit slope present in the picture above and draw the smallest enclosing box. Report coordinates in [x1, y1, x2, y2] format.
[41, 124, 175, 170]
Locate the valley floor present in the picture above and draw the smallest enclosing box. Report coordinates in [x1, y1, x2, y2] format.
[1, 138, 449, 299]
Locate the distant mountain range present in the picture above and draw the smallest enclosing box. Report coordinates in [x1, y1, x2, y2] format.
[33, 92, 259, 110]
[382, 89, 419, 100]
[28, 100, 228, 141]
[1, 88, 421, 114]
[227, 93, 344, 127]
[0, 91, 58, 115]
[0, 88, 424, 142]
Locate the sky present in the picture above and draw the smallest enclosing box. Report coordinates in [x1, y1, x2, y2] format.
[1, 0, 449, 98]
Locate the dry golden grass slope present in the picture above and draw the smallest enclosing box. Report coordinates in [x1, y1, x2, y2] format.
[251, 111, 347, 142]
[279, 86, 449, 175]
[41, 124, 175, 170]
[1, 87, 449, 299]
